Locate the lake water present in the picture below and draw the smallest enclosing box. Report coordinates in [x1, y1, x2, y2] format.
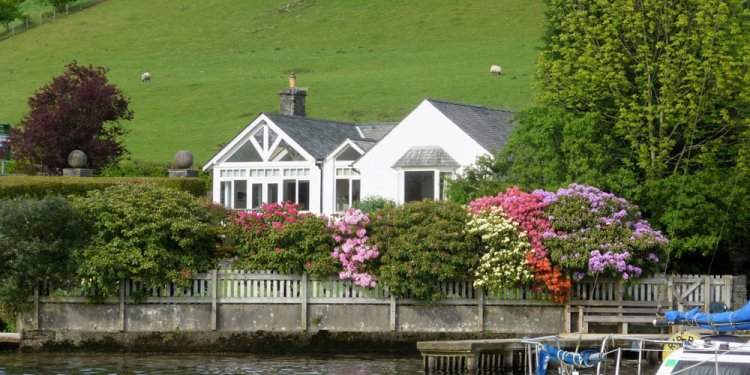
[0, 352, 661, 374]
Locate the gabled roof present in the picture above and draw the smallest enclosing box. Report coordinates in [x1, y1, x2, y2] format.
[355, 123, 397, 140]
[392, 146, 460, 168]
[427, 99, 515, 153]
[264, 113, 362, 160]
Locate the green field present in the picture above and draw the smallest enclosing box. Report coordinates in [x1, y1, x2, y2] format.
[0, 0, 546, 165]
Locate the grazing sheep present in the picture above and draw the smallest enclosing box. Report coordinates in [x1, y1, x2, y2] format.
[141, 72, 151, 82]
[490, 65, 502, 75]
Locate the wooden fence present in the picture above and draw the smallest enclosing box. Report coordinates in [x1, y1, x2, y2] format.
[29, 271, 741, 333]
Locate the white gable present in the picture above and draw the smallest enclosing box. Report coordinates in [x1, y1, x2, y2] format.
[203, 114, 314, 171]
[354, 99, 489, 203]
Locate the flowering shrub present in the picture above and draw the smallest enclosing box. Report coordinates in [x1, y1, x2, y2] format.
[229, 202, 338, 277]
[541, 184, 667, 280]
[368, 200, 480, 301]
[328, 208, 379, 287]
[490, 188, 571, 302]
[72, 184, 219, 298]
[466, 207, 534, 290]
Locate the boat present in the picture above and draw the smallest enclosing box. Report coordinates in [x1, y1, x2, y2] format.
[521, 302, 750, 374]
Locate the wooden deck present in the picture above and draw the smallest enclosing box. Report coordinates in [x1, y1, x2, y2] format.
[418, 334, 669, 373]
[0, 333, 20, 347]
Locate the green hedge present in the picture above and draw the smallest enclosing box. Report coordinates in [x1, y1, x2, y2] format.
[0, 176, 207, 198]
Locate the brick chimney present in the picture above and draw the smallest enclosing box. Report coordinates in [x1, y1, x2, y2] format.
[279, 72, 307, 116]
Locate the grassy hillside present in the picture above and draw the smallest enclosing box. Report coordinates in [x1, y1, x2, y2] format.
[0, 0, 547, 164]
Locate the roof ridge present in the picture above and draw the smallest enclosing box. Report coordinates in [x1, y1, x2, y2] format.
[262, 112, 356, 126]
[425, 98, 514, 113]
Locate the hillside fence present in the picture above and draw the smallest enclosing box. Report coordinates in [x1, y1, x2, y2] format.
[19, 271, 746, 335]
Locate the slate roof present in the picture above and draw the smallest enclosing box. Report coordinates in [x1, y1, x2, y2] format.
[392, 146, 460, 168]
[356, 123, 397, 141]
[427, 99, 515, 153]
[352, 139, 377, 153]
[264, 113, 363, 160]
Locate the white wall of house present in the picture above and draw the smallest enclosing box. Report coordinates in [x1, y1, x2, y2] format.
[354, 100, 489, 204]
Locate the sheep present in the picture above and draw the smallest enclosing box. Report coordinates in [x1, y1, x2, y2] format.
[141, 72, 151, 82]
[490, 65, 502, 75]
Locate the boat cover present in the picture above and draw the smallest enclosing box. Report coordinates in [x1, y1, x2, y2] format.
[536, 344, 605, 375]
[664, 300, 750, 331]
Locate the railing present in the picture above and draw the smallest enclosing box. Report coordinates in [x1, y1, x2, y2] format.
[571, 274, 735, 310]
[27, 271, 740, 334]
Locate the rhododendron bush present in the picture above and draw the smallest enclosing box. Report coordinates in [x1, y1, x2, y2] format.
[467, 207, 534, 290]
[327, 208, 379, 287]
[229, 202, 338, 276]
[222, 184, 666, 303]
[469, 187, 571, 302]
[540, 184, 667, 281]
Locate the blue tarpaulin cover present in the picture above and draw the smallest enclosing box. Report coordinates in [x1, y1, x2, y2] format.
[536, 344, 605, 375]
[664, 300, 750, 331]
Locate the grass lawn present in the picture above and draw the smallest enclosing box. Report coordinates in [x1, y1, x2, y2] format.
[0, 0, 546, 164]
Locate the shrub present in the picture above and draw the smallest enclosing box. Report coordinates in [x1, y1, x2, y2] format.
[98, 160, 169, 177]
[352, 195, 396, 213]
[229, 202, 338, 277]
[466, 207, 534, 291]
[327, 208, 379, 287]
[470, 187, 571, 302]
[368, 200, 480, 301]
[71, 184, 219, 297]
[540, 184, 667, 281]
[0, 176, 206, 199]
[0, 197, 84, 315]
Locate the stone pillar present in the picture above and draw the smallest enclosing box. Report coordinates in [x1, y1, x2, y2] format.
[62, 150, 93, 177]
[168, 150, 199, 177]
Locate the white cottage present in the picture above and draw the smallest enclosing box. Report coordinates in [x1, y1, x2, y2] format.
[203, 75, 515, 214]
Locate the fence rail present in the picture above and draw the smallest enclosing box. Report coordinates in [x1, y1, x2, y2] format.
[40, 271, 735, 308]
[25, 271, 741, 334]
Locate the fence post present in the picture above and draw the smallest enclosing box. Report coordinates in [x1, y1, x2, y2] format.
[389, 294, 397, 332]
[119, 280, 125, 332]
[33, 285, 39, 330]
[476, 288, 484, 332]
[722, 275, 732, 309]
[211, 269, 218, 331]
[301, 272, 308, 331]
[703, 276, 710, 312]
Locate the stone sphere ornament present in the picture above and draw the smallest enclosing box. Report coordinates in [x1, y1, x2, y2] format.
[67, 150, 88, 168]
[174, 150, 194, 169]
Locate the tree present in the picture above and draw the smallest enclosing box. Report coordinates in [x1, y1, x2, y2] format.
[0, 0, 21, 32]
[9, 61, 132, 174]
[536, 0, 750, 181]
[532, 0, 750, 273]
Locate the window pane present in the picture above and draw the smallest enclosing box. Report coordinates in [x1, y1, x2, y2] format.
[267, 183, 279, 204]
[251, 184, 263, 209]
[253, 129, 264, 148]
[227, 140, 263, 162]
[220, 181, 231, 206]
[404, 171, 434, 202]
[298, 181, 310, 210]
[352, 180, 361, 205]
[235, 180, 247, 209]
[336, 179, 350, 212]
[268, 128, 278, 147]
[440, 172, 453, 200]
[283, 180, 296, 203]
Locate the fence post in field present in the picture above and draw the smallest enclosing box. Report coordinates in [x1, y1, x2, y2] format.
[300, 272, 308, 331]
[211, 269, 218, 331]
[119, 280, 125, 332]
[476, 288, 484, 332]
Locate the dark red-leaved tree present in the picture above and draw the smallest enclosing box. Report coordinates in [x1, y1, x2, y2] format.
[10, 61, 132, 174]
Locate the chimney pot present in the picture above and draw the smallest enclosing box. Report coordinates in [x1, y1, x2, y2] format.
[289, 72, 296, 88]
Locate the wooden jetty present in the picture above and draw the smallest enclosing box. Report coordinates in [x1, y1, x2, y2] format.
[0, 332, 21, 348]
[417, 334, 666, 374]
